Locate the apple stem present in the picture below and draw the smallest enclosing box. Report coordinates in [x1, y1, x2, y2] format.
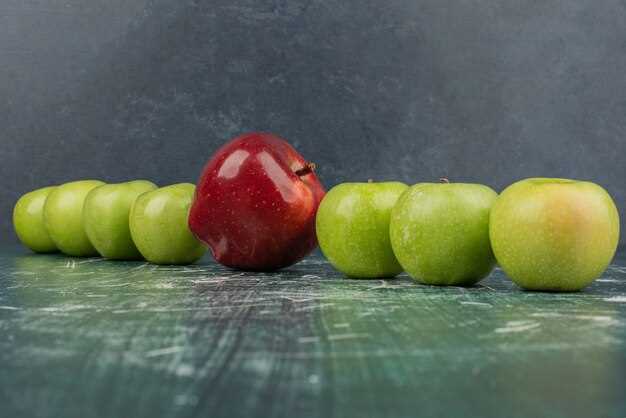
[439, 177, 450, 183]
[295, 162, 316, 177]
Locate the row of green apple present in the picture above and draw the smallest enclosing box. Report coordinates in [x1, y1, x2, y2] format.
[13, 180, 206, 264]
[13, 176, 620, 292]
[316, 178, 620, 291]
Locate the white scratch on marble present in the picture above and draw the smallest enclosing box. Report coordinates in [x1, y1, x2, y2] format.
[603, 296, 626, 303]
[495, 321, 541, 333]
[460, 301, 493, 307]
[327, 333, 370, 341]
[145, 346, 185, 357]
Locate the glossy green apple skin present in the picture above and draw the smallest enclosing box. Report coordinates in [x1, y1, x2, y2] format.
[490, 178, 620, 292]
[390, 183, 498, 286]
[13, 186, 58, 253]
[83, 180, 157, 260]
[43, 180, 105, 256]
[129, 183, 206, 265]
[316, 182, 408, 278]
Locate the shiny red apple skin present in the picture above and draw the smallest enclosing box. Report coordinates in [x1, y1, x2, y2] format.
[189, 132, 326, 271]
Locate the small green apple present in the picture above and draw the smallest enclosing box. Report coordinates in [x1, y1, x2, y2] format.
[316, 181, 408, 278]
[44, 180, 105, 256]
[129, 183, 206, 265]
[390, 182, 497, 286]
[490, 178, 620, 291]
[13, 186, 58, 253]
[83, 180, 157, 260]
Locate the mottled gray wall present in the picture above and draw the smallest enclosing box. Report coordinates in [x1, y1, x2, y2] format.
[2, 0, 625, 244]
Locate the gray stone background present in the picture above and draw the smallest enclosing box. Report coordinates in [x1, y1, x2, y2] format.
[1, 0, 625, 244]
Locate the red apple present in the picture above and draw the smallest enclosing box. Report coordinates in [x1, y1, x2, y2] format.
[189, 132, 326, 271]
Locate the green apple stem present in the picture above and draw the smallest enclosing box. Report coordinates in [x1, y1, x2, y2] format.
[295, 162, 316, 177]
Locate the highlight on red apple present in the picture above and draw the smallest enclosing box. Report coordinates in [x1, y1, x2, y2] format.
[188, 132, 326, 271]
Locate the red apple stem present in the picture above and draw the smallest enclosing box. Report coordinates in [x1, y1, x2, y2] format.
[295, 162, 316, 177]
[439, 177, 450, 183]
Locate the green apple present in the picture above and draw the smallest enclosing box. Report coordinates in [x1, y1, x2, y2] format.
[44, 180, 105, 256]
[390, 182, 498, 286]
[490, 178, 620, 291]
[13, 186, 58, 253]
[83, 180, 157, 260]
[316, 181, 408, 278]
[129, 183, 206, 265]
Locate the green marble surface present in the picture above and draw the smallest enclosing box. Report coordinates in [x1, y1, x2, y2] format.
[0, 244, 625, 418]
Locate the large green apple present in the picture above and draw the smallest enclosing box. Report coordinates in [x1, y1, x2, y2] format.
[316, 181, 408, 278]
[390, 182, 498, 286]
[129, 183, 206, 265]
[44, 180, 105, 256]
[490, 178, 620, 291]
[13, 186, 58, 253]
[83, 180, 157, 260]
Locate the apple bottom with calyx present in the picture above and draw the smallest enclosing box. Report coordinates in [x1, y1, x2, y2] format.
[490, 178, 620, 292]
[189, 132, 325, 271]
[390, 181, 497, 286]
[84, 180, 157, 260]
[13, 186, 58, 253]
[44, 180, 105, 257]
[316, 181, 407, 278]
[130, 183, 206, 265]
